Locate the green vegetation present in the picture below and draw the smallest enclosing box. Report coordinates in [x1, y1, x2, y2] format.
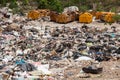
[37, 0, 63, 12]
[0, 0, 119, 13]
[79, 5, 89, 12]
[113, 14, 120, 23]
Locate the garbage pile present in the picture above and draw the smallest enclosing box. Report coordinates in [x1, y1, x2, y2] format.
[0, 7, 120, 80]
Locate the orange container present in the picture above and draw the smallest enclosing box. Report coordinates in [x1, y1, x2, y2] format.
[79, 12, 93, 23]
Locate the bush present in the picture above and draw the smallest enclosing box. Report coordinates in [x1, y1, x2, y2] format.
[37, 0, 63, 13]
[113, 14, 120, 22]
[0, 0, 7, 6]
[79, 5, 89, 12]
[47, 0, 63, 13]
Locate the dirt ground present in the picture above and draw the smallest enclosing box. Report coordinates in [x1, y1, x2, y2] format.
[39, 20, 119, 29]
[49, 59, 120, 80]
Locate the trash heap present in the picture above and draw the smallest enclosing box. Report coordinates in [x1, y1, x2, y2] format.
[0, 7, 120, 80]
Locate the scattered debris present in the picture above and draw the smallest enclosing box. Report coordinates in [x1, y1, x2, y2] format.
[0, 7, 120, 80]
[82, 65, 103, 74]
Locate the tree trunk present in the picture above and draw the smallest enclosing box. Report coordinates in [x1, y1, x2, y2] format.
[92, 3, 97, 11]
